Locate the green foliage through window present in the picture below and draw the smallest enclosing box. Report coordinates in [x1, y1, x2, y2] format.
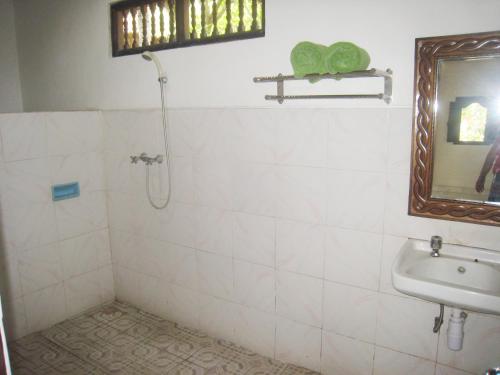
[459, 103, 487, 143]
[189, 0, 263, 38]
[111, 0, 265, 57]
[446, 96, 498, 145]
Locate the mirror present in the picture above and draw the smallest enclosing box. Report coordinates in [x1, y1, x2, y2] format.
[432, 57, 500, 203]
[409, 31, 500, 226]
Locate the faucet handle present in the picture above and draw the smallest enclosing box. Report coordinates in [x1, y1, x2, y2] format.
[430, 236, 442, 250]
[130, 155, 139, 164]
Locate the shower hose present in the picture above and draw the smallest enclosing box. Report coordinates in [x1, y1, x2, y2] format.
[146, 77, 172, 209]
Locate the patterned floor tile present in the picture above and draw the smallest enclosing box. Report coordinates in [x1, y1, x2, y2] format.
[10, 300, 320, 375]
[44, 351, 98, 375]
[187, 339, 268, 374]
[11, 355, 52, 375]
[59, 314, 105, 335]
[126, 349, 183, 374]
[83, 348, 134, 374]
[279, 364, 319, 374]
[87, 302, 136, 325]
[147, 331, 206, 360]
[123, 319, 159, 341]
[9, 334, 67, 369]
[166, 361, 209, 375]
[243, 357, 288, 375]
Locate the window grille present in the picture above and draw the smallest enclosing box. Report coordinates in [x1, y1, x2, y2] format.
[111, 0, 265, 57]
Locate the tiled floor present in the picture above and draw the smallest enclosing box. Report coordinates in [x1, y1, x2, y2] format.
[9, 300, 319, 374]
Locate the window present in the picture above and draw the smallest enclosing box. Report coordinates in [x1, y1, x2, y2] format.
[458, 102, 487, 142]
[446, 96, 499, 145]
[111, 0, 265, 57]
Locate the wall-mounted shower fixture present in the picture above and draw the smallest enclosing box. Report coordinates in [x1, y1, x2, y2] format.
[142, 51, 167, 83]
[130, 152, 164, 166]
[134, 51, 172, 210]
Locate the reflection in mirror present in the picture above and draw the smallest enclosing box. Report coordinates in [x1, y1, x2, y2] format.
[431, 57, 500, 204]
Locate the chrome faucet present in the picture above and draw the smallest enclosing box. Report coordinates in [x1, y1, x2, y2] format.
[430, 236, 442, 257]
[153, 155, 164, 164]
[130, 153, 164, 166]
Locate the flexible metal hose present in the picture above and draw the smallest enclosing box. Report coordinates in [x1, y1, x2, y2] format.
[146, 78, 171, 209]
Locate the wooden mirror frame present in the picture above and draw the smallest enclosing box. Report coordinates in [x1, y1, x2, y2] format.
[409, 30, 500, 226]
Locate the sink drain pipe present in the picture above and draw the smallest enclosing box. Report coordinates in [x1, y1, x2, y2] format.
[433, 305, 468, 351]
[447, 308, 467, 351]
[433, 304, 444, 333]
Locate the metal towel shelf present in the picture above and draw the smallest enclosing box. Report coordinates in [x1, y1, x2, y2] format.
[253, 68, 392, 104]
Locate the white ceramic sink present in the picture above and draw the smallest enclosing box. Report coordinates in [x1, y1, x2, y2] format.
[392, 239, 500, 315]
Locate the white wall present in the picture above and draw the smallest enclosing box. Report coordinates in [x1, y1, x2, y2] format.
[0, 112, 114, 340]
[14, 0, 500, 111]
[0, 0, 23, 113]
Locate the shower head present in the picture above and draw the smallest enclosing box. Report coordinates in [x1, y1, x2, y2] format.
[142, 51, 167, 82]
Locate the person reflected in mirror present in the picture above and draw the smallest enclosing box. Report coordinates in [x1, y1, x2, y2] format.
[476, 134, 500, 202]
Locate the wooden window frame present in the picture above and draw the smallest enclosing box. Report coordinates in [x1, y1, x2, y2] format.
[111, 0, 265, 57]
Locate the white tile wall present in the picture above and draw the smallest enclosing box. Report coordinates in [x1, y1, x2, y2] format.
[275, 110, 328, 168]
[323, 281, 378, 343]
[276, 317, 322, 371]
[327, 108, 388, 173]
[0, 113, 47, 162]
[373, 346, 436, 375]
[194, 206, 232, 256]
[435, 365, 474, 375]
[276, 270, 323, 327]
[0, 106, 497, 374]
[275, 165, 327, 223]
[17, 243, 64, 295]
[376, 294, 439, 361]
[233, 260, 275, 313]
[161, 282, 200, 329]
[199, 294, 238, 342]
[234, 305, 276, 358]
[232, 212, 275, 267]
[23, 283, 67, 334]
[2, 297, 28, 340]
[276, 219, 325, 278]
[196, 251, 234, 300]
[64, 106, 500, 375]
[327, 169, 386, 233]
[324, 227, 382, 290]
[0, 112, 115, 340]
[321, 331, 375, 375]
[232, 162, 276, 216]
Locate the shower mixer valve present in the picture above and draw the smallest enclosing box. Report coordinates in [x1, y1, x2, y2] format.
[130, 152, 164, 166]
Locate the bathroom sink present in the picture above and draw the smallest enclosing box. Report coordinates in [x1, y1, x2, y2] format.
[392, 239, 500, 315]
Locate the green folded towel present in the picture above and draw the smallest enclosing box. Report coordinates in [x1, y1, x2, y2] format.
[290, 41, 327, 78]
[324, 42, 370, 74]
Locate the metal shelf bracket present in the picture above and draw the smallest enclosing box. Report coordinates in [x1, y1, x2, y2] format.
[253, 68, 393, 104]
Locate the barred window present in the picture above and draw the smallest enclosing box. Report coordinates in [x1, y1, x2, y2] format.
[111, 0, 265, 57]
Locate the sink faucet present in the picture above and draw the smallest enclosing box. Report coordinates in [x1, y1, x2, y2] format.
[430, 236, 442, 257]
